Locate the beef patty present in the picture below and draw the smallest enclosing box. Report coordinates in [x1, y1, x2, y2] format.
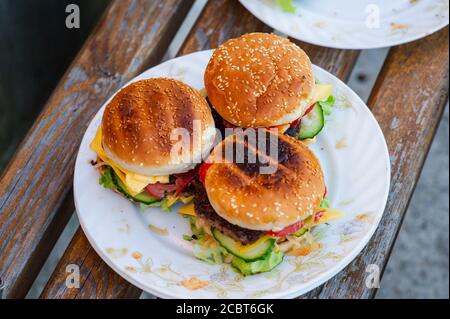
[193, 180, 263, 245]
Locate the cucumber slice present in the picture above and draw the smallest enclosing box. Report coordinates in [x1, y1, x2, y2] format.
[294, 226, 308, 237]
[111, 171, 161, 205]
[297, 103, 325, 140]
[231, 250, 284, 276]
[212, 228, 275, 262]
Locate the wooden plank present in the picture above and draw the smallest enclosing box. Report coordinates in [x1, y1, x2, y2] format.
[40, 229, 141, 299]
[302, 27, 449, 299]
[0, 0, 195, 299]
[292, 41, 359, 82]
[179, 0, 271, 54]
[41, 0, 360, 299]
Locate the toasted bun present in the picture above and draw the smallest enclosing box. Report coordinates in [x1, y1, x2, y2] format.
[205, 33, 314, 128]
[102, 78, 216, 176]
[204, 130, 325, 231]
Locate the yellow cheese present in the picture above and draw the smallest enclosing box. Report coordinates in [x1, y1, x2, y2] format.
[235, 235, 273, 253]
[312, 83, 333, 103]
[180, 195, 194, 204]
[90, 127, 169, 196]
[125, 173, 169, 195]
[314, 208, 344, 225]
[179, 203, 196, 216]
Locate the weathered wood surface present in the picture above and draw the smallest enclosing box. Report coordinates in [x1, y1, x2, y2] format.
[291, 40, 360, 83]
[301, 27, 449, 299]
[41, 0, 361, 299]
[0, 0, 195, 299]
[40, 229, 141, 299]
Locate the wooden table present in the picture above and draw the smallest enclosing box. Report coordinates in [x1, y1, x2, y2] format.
[0, 0, 448, 299]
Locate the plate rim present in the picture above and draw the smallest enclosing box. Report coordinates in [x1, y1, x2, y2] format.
[238, 0, 449, 49]
[74, 50, 391, 299]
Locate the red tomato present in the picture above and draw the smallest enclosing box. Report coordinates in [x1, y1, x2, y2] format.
[289, 117, 301, 128]
[289, 103, 316, 129]
[264, 220, 304, 237]
[145, 183, 177, 198]
[314, 211, 325, 223]
[303, 102, 316, 117]
[174, 170, 196, 196]
[199, 163, 212, 184]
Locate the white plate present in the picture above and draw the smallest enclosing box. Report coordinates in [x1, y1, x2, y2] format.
[239, 0, 449, 49]
[74, 50, 390, 299]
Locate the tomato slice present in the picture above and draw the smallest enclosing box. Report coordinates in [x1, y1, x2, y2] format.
[289, 117, 301, 128]
[145, 183, 177, 198]
[264, 220, 304, 237]
[174, 170, 196, 196]
[314, 211, 325, 223]
[289, 103, 316, 129]
[303, 102, 317, 117]
[199, 163, 212, 184]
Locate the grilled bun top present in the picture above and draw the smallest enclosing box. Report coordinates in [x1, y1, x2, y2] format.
[102, 78, 216, 176]
[204, 33, 314, 128]
[204, 130, 325, 231]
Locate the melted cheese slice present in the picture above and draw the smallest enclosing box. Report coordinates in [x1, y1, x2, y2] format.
[91, 127, 169, 196]
[312, 83, 333, 103]
[314, 208, 344, 225]
[179, 203, 196, 216]
[235, 235, 273, 253]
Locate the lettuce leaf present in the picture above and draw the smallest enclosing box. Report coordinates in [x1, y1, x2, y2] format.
[320, 196, 330, 209]
[231, 250, 284, 276]
[193, 243, 225, 265]
[275, 0, 296, 13]
[99, 167, 115, 189]
[318, 95, 335, 116]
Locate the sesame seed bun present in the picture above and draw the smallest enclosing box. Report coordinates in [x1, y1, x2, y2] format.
[204, 130, 325, 231]
[102, 78, 216, 176]
[204, 33, 314, 128]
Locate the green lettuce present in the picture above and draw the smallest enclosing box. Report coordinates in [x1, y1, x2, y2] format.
[193, 243, 225, 265]
[318, 95, 335, 116]
[99, 167, 115, 189]
[139, 200, 163, 210]
[320, 196, 330, 209]
[231, 250, 284, 276]
[275, 0, 296, 13]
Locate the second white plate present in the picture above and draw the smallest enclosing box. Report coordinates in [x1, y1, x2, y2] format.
[239, 0, 449, 49]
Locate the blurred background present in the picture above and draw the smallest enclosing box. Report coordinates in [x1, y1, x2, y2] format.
[0, 0, 448, 299]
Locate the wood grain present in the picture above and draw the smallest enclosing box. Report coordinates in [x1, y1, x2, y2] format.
[40, 229, 141, 299]
[301, 27, 449, 299]
[40, 0, 362, 299]
[179, 0, 271, 54]
[0, 0, 195, 299]
[292, 41, 359, 82]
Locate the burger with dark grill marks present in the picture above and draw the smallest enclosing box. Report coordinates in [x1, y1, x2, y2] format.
[91, 78, 216, 209]
[180, 129, 342, 276]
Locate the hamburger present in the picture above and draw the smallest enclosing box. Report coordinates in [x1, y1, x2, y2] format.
[91, 78, 216, 209]
[204, 33, 336, 140]
[180, 129, 342, 275]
